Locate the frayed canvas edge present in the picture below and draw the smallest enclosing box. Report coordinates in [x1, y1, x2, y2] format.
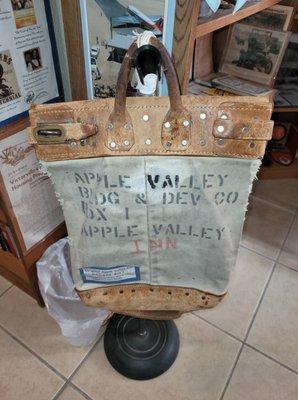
[39, 162, 79, 258]
[245, 159, 262, 213]
[229, 159, 261, 290]
[39, 161, 65, 207]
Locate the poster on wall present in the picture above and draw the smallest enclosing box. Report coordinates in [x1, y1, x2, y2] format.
[85, 0, 165, 98]
[0, 0, 59, 125]
[0, 129, 64, 250]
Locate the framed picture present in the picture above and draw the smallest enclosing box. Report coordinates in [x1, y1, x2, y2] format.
[242, 5, 294, 31]
[275, 33, 298, 107]
[220, 23, 290, 87]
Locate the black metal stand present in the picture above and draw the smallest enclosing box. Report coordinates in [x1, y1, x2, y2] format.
[104, 313, 179, 380]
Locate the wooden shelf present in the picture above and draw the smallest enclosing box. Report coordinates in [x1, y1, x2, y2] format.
[195, 0, 280, 38]
[258, 159, 298, 179]
[274, 106, 298, 113]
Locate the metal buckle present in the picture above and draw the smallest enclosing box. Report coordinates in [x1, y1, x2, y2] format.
[33, 124, 66, 144]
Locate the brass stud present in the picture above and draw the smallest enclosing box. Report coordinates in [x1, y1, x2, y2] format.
[124, 123, 132, 130]
[217, 125, 225, 133]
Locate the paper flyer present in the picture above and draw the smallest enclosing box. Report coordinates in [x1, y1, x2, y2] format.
[0, 0, 59, 124]
[0, 129, 64, 250]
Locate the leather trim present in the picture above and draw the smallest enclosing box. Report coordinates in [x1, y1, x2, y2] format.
[77, 284, 226, 313]
[29, 95, 273, 161]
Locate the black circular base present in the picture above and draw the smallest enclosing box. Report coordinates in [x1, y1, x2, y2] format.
[104, 314, 179, 380]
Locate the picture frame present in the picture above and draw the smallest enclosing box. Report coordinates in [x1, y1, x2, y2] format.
[242, 4, 295, 31]
[220, 23, 290, 87]
[275, 33, 298, 107]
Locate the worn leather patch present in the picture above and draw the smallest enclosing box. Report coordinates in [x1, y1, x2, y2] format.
[77, 284, 226, 315]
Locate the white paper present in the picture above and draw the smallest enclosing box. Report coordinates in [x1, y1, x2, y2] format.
[0, 0, 58, 123]
[0, 129, 64, 250]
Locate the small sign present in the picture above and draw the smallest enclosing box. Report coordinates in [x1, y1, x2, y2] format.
[80, 265, 140, 284]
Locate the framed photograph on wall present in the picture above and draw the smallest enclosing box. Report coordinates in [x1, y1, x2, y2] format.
[220, 23, 290, 87]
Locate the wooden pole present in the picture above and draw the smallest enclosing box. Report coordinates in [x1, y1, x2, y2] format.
[172, 0, 201, 94]
[61, 0, 87, 100]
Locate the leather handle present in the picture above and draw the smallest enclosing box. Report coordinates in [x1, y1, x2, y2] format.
[113, 36, 183, 118]
[105, 37, 192, 151]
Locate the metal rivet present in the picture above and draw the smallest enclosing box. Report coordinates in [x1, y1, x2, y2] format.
[110, 141, 116, 148]
[252, 116, 260, 122]
[80, 139, 86, 146]
[181, 139, 188, 146]
[124, 123, 132, 130]
[217, 125, 225, 133]
[124, 140, 130, 146]
[165, 141, 172, 147]
[199, 112, 207, 120]
[145, 138, 151, 145]
[164, 121, 171, 129]
[249, 142, 255, 148]
[242, 126, 250, 134]
[220, 114, 228, 120]
[183, 120, 190, 127]
[217, 139, 225, 145]
[143, 114, 149, 121]
[107, 122, 113, 130]
[199, 139, 206, 146]
[69, 141, 77, 147]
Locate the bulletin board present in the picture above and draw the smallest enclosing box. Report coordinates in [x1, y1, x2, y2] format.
[0, 0, 63, 126]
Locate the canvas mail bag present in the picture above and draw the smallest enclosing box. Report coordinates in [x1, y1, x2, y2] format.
[29, 37, 273, 319]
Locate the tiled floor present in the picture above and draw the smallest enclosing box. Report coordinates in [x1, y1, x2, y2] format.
[0, 179, 297, 400]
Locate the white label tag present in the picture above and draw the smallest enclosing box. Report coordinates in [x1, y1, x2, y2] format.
[80, 265, 140, 284]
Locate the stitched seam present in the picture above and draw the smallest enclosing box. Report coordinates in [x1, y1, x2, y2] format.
[31, 104, 271, 115]
[38, 150, 263, 159]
